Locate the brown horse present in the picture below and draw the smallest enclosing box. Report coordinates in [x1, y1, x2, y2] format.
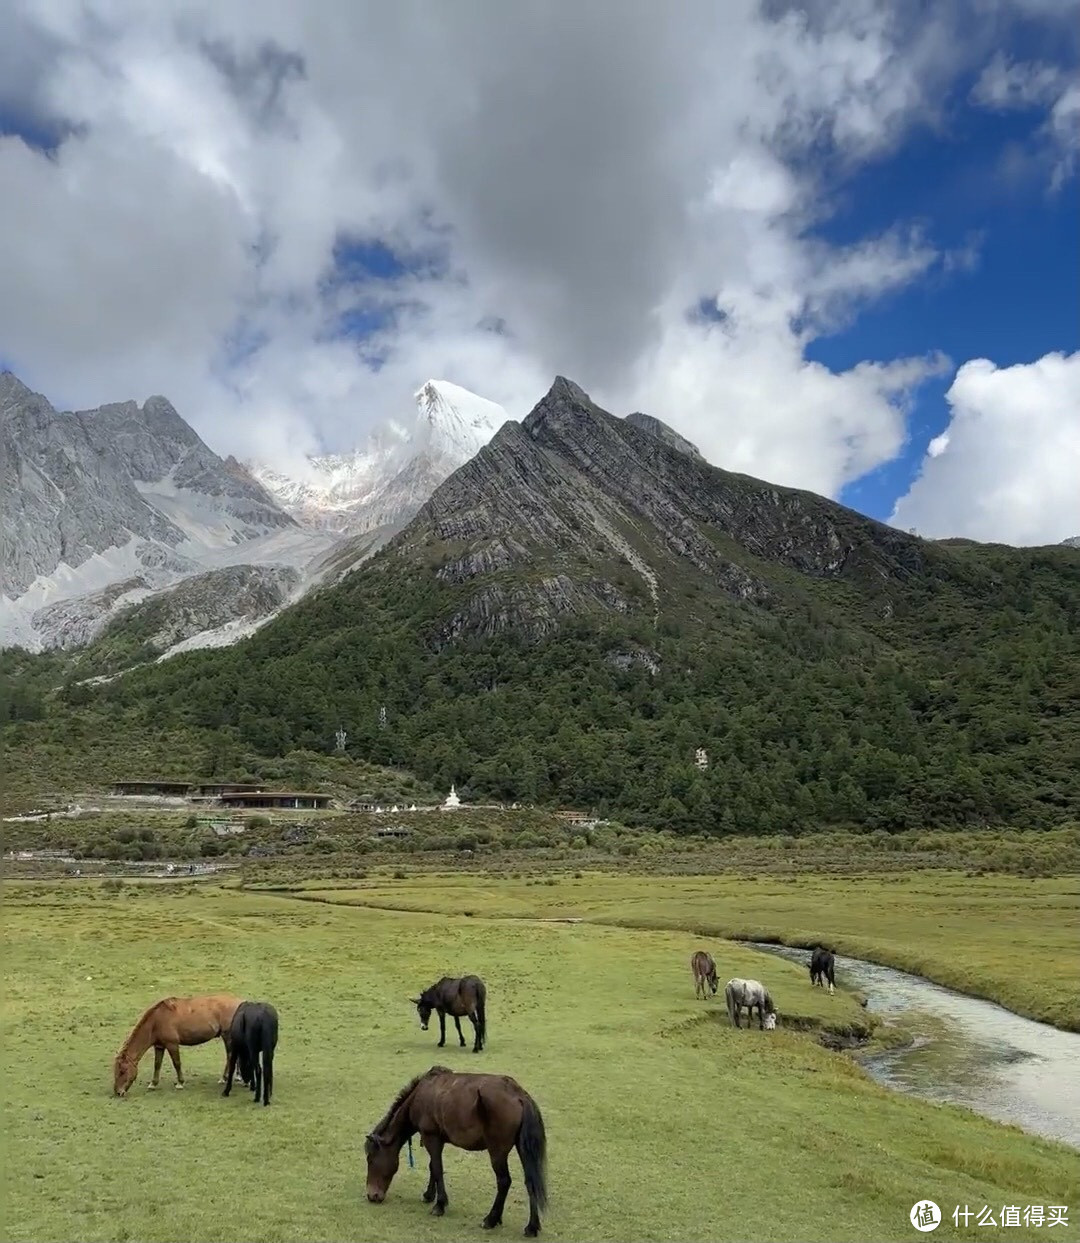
[365, 1065, 548, 1236]
[112, 993, 242, 1096]
[413, 975, 487, 1052]
[691, 950, 718, 999]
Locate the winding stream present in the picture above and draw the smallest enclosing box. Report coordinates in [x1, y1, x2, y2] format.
[744, 941, 1080, 1150]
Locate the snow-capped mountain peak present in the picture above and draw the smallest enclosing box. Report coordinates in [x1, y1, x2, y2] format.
[414, 379, 509, 458]
[249, 379, 511, 536]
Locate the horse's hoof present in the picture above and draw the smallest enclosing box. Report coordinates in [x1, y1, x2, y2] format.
[524, 1226, 540, 1237]
[422, 1190, 436, 1204]
[430, 1204, 446, 1217]
[174, 1083, 185, 1090]
[147, 1082, 157, 1091]
[482, 1216, 501, 1229]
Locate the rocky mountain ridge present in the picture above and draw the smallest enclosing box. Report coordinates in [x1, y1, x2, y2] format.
[0, 371, 332, 653]
[390, 376, 926, 642]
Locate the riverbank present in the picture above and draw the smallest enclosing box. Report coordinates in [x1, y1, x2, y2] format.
[3, 882, 1078, 1243]
[745, 942, 1080, 1149]
[259, 869, 1080, 1032]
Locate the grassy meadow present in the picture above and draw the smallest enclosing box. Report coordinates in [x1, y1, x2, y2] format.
[282, 870, 1080, 1031]
[3, 877, 1079, 1243]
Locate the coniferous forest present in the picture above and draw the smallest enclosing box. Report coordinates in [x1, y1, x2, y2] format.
[5, 530, 1078, 836]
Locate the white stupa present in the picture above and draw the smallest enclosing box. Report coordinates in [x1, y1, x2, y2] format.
[443, 784, 461, 809]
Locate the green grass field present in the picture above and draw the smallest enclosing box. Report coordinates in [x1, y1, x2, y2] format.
[3, 879, 1078, 1243]
[285, 870, 1080, 1031]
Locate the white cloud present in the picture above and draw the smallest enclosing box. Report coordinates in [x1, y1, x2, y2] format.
[971, 53, 1080, 191]
[891, 352, 1080, 545]
[972, 53, 1066, 109]
[0, 0, 1068, 510]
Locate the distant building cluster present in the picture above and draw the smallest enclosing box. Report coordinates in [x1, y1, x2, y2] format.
[109, 780, 332, 810]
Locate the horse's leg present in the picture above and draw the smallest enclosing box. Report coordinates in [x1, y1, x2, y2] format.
[454, 1014, 466, 1048]
[482, 1146, 512, 1229]
[757, 1003, 764, 1031]
[148, 1045, 165, 1089]
[468, 1012, 482, 1053]
[222, 1046, 237, 1097]
[262, 1049, 273, 1106]
[423, 1134, 449, 1216]
[219, 1034, 231, 1084]
[166, 1045, 185, 1088]
[437, 1010, 447, 1049]
[421, 1157, 438, 1204]
[252, 1050, 262, 1104]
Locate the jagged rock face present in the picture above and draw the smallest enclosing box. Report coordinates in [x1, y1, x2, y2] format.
[625, 411, 703, 460]
[0, 372, 293, 599]
[250, 378, 510, 536]
[2, 374, 184, 597]
[1062, 536, 1080, 549]
[0, 370, 317, 654]
[396, 375, 926, 642]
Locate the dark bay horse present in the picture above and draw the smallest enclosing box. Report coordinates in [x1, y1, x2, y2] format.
[690, 950, 718, 999]
[810, 946, 836, 995]
[365, 1065, 548, 1236]
[413, 975, 487, 1053]
[725, 978, 777, 1030]
[113, 994, 242, 1096]
[223, 1001, 279, 1106]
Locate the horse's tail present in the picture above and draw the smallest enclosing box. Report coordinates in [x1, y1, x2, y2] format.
[724, 982, 736, 1023]
[476, 980, 487, 1049]
[516, 1095, 548, 1215]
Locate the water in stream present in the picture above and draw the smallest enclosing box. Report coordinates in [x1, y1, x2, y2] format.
[745, 941, 1080, 1150]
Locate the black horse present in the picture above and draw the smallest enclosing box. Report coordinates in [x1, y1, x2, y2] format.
[809, 947, 836, 994]
[412, 976, 487, 1053]
[223, 1001, 279, 1105]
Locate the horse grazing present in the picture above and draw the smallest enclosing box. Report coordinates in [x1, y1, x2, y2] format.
[809, 946, 836, 995]
[725, 978, 778, 1031]
[223, 1001, 279, 1106]
[690, 950, 718, 999]
[413, 975, 487, 1053]
[365, 1065, 548, 1237]
[112, 993, 242, 1096]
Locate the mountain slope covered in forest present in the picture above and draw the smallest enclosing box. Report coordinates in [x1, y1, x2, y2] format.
[7, 377, 1080, 833]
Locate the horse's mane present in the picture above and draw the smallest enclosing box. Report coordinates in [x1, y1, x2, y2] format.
[116, 998, 173, 1060]
[371, 1066, 451, 1138]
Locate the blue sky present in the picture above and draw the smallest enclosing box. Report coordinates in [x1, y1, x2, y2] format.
[818, 85, 1079, 521]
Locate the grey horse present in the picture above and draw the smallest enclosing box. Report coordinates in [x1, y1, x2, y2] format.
[725, 977, 777, 1030]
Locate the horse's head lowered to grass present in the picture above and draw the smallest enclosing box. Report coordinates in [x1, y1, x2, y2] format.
[364, 1131, 401, 1203]
[113, 1051, 137, 1096]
